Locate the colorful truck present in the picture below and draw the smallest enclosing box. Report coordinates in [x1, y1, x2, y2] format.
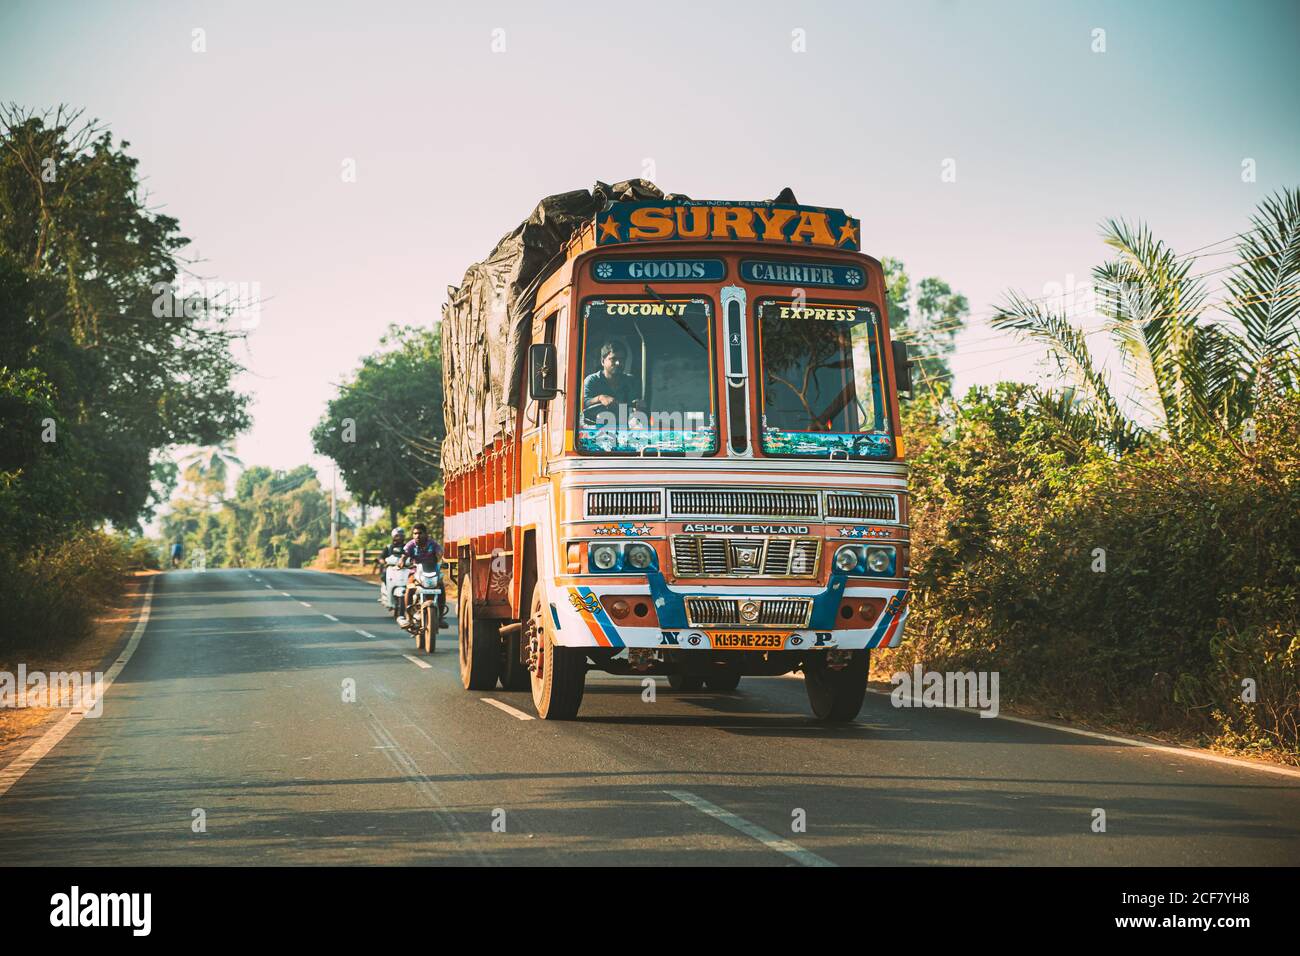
[441, 180, 911, 720]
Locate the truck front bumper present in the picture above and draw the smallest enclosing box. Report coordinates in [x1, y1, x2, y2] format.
[548, 572, 909, 651]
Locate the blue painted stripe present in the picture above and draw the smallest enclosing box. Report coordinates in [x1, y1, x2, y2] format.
[579, 586, 625, 648]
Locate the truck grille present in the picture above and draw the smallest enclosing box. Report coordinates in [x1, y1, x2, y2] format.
[669, 488, 819, 519]
[586, 490, 662, 517]
[684, 596, 812, 629]
[824, 492, 897, 522]
[671, 536, 820, 578]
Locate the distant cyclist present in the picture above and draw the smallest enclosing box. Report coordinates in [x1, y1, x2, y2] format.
[170, 540, 184, 569]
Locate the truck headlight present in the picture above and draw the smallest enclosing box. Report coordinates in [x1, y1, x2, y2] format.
[834, 545, 861, 572]
[591, 544, 619, 571]
[624, 543, 655, 570]
[865, 546, 895, 574]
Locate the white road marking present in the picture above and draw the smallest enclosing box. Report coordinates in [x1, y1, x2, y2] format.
[264, 584, 273, 589]
[481, 698, 535, 721]
[323, 613, 339, 622]
[0, 579, 156, 800]
[865, 688, 1300, 781]
[664, 789, 835, 867]
[402, 654, 432, 669]
[281, 592, 292, 597]
[298, 601, 312, 608]
[355, 630, 377, 639]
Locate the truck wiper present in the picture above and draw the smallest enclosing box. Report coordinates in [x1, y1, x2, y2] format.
[644, 284, 708, 351]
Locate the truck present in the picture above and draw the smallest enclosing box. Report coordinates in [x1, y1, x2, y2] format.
[440, 180, 911, 721]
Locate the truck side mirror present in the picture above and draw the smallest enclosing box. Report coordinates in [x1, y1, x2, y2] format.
[891, 340, 913, 396]
[528, 343, 558, 402]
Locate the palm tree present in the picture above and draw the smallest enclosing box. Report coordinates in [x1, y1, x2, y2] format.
[179, 442, 245, 505]
[992, 187, 1300, 454]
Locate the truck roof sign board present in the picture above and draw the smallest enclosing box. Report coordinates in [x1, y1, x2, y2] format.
[596, 200, 861, 251]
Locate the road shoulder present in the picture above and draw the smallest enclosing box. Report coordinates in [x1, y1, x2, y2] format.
[0, 572, 155, 763]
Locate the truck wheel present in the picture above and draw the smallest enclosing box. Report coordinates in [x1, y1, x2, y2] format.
[459, 586, 499, 690]
[804, 650, 869, 722]
[704, 669, 742, 692]
[500, 629, 530, 691]
[667, 673, 704, 692]
[527, 582, 585, 719]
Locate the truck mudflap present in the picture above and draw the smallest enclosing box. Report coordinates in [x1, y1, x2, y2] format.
[551, 581, 909, 651]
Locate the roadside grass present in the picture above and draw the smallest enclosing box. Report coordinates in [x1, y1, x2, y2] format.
[0, 572, 153, 752]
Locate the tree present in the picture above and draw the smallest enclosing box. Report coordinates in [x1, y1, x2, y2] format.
[882, 257, 969, 394]
[312, 325, 444, 527]
[992, 187, 1300, 454]
[178, 442, 244, 507]
[0, 106, 250, 540]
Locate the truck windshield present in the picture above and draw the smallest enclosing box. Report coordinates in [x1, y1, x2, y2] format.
[576, 297, 717, 455]
[756, 299, 894, 459]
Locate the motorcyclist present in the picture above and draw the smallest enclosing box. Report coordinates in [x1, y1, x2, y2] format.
[377, 527, 406, 603]
[402, 523, 448, 627]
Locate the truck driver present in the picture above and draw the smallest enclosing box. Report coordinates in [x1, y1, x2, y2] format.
[581, 340, 644, 425]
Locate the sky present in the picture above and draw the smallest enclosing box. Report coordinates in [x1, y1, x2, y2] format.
[3, 0, 1299, 501]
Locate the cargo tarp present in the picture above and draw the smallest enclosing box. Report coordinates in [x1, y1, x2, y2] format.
[440, 179, 690, 476]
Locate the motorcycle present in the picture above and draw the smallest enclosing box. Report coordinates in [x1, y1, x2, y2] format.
[404, 558, 445, 654]
[382, 555, 408, 626]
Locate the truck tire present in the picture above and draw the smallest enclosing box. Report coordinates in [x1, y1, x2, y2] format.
[459, 586, 499, 690]
[804, 650, 869, 722]
[527, 581, 585, 719]
[500, 629, 530, 691]
[704, 669, 742, 692]
[667, 673, 704, 692]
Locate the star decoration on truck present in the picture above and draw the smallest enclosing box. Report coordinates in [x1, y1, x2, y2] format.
[599, 217, 621, 241]
[837, 526, 891, 539]
[592, 522, 653, 537]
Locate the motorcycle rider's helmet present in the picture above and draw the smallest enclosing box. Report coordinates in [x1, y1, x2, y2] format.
[391, 527, 405, 539]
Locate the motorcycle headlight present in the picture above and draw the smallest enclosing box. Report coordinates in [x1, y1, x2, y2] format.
[591, 544, 619, 571]
[834, 545, 862, 572]
[624, 543, 655, 570]
[865, 546, 895, 574]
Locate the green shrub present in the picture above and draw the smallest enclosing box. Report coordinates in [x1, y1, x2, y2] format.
[878, 388, 1300, 763]
[0, 529, 141, 658]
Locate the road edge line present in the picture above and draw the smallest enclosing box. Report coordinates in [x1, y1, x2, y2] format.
[0, 577, 156, 800]
[864, 688, 1300, 781]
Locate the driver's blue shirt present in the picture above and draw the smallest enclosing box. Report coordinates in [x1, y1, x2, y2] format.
[582, 370, 637, 422]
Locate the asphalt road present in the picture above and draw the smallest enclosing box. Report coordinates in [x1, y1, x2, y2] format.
[1, 568, 1297, 866]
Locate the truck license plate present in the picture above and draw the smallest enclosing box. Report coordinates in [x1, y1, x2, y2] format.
[708, 632, 787, 650]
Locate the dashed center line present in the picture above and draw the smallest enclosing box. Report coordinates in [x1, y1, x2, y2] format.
[323, 613, 339, 622]
[402, 654, 432, 669]
[298, 601, 312, 608]
[481, 698, 535, 721]
[664, 790, 835, 867]
[355, 629, 376, 639]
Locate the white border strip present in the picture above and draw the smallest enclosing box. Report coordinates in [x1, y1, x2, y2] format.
[0, 578, 156, 800]
[868, 688, 1300, 781]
